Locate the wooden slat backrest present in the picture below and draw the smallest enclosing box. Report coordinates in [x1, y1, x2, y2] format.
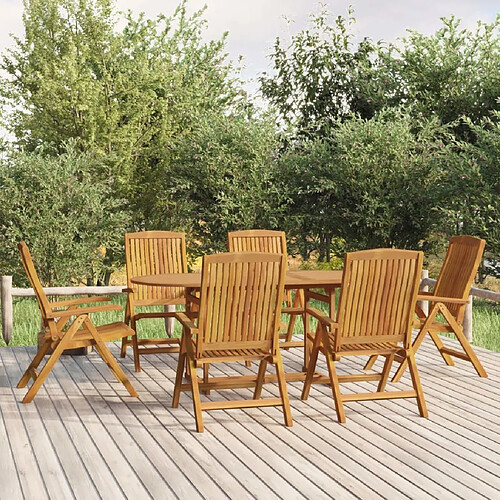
[125, 231, 187, 303]
[228, 230, 287, 258]
[195, 252, 286, 357]
[18, 242, 52, 322]
[433, 236, 485, 320]
[335, 249, 423, 349]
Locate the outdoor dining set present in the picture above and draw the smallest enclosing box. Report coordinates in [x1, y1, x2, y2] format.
[15, 230, 488, 433]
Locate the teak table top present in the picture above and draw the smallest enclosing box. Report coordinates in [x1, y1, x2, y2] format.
[131, 269, 343, 289]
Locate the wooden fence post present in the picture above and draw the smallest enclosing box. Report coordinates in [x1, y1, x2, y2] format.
[463, 295, 473, 342]
[1, 276, 13, 344]
[418, 269, 429, 316]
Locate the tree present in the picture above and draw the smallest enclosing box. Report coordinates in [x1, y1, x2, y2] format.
[278, 109, 452, 259]
[151, 111, 281, 257]
[440, 113, 500, 278]
[0, 0, 250, 268]
[384, 16, 500, 141]
[259, 7, 384, 138]
[0, 144, 129, 286]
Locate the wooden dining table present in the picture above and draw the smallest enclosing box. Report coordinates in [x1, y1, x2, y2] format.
[131, 269, 343, 384]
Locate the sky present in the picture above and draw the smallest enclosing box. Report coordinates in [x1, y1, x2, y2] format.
[0, 0, 498, 89]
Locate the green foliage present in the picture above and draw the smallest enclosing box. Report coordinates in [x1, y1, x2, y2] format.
[279, 109, 451, 258]
[150, 112, 281, 256]
[0, 0, 245, 209]
[0, 144, 129, 286]
[386, 16, 500, 139]
[260, 7, 382, 137]
[439, 113, 500, 277]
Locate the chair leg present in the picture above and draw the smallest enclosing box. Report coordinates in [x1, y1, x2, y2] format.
[253, 359, 268, 399]
[377, 354, 395, 392]
[186, 355, 204, 433]
[392, 323, 432, 382]
[440, 306, 487, 377]
[364, 355, 378, 371]
[172, 337, 187, 408]
[21, 316, 88, 403]
[406, 351, 428, 418]
[324, 348, 345, 423]
[301, 328, 321, 401]
[22, 324, 81, 403]
[83, 318, 138, 398]
[284, 290, 304, 347]
[17, 338, 52, 388]
[275, 351, 293, 427]
[93, 339, 139, 398]
[203, 363, 210, 395]
[427, 329, 455, 366]
[130, 319, 141, 372]
[120, 337, 128, 358]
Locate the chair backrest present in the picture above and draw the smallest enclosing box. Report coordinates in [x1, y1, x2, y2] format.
[335, 249, 423, 350]
[18, 242, 52, 323]
[433, 236, 485, 320]
[228, 230, 287, 256]
[195, 252, 286, 357]
[125, 231, 187, 305]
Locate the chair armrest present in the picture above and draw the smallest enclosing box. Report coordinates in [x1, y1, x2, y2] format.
[122, 287, 134, 293]
[50, 296, 111, 308]
[175, 312, 198, 334]
[306, 307, 338, 328]
[48, 304, 123, 318]
[416, 294, 469, 304]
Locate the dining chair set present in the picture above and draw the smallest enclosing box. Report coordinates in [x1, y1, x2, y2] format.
[16, 231, 487, 433]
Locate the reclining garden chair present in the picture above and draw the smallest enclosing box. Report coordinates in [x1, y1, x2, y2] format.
[172, 252, 293, 432]
[302, 248, 427, 422]
[365, 235, 487, 380]
[17, 242, 138, 403]
[121, 231, 187, 372]
[228, 230, 303, 346]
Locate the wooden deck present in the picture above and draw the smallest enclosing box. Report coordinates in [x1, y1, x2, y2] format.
[1, 335, 499, 499]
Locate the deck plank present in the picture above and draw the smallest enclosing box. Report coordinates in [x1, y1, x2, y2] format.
[1, 333, 500, 500]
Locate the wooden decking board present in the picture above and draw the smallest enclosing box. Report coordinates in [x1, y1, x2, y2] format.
[1, 333, 500, 500]
[69, 352, 225, 500]
[86, 350, 265, 500]
[151, 353, 391, 500]
[280, 348, 498, 498]
[0, 348, 51, 499]
[0, 350, 31, 499]
[176, 355, 423, 500]
[12, 347, 128, 500]
[7, 348, 86, 500]
[132, 353, 307, 500]
[62, 357, 179, 500]
[209, 353, 462, 500]
[282, 347, 500, 498]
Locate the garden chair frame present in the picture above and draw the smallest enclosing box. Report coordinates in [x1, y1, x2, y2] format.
[302, 248, 427, 422]
[17, 242, 138, 403]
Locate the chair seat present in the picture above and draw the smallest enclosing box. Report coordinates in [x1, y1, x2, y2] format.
[55, 322, 134, 348]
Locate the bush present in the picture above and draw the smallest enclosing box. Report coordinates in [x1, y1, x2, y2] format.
[0, 144, 130, 286]
[279, 109, 453, 259]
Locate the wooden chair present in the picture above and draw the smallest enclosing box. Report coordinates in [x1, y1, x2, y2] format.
[121, 231, 187, 372]
[301, 249, 427, 422]
[228, 230, 303, 345]
[172, 252, 293, 432]
[16, 242, 138, 403]
[366, 236, 487, 381]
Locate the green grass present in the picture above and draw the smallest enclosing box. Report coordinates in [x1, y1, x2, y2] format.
[1, 295, 500, 353]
